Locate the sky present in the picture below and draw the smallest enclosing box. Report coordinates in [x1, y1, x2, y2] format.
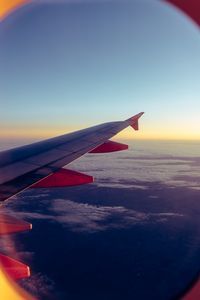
[0, 0, 200, 141]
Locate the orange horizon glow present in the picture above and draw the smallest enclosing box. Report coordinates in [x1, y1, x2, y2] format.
[0, 0, 30, 20]
[0, 125, 200, 141]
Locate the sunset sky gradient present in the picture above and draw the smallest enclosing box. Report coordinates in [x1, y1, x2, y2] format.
[0, 0, 200, 141]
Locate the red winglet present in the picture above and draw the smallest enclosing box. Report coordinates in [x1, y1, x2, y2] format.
[90, 140, 128, 153]
[127, 112, 144, 131]
[32, 168, 94, 188]
[0, 253, 30, 280]
[0, 214, 32, 235]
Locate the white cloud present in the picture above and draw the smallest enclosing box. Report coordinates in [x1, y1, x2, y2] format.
[20, 272, 55, 299]
[9, 198, 185, 233]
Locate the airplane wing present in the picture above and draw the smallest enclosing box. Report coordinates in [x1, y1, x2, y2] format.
[0, 112, 144, 203]
[0, 113, 144, 281]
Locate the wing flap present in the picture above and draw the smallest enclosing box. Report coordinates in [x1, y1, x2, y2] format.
[32, 168, 93, 188]
[0, 214, 32, 235]
[90, 140, 128, 153]
[0, 254, 30, 280]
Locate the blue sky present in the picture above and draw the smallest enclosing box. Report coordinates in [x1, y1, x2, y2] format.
[0, 0, 200, 140]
